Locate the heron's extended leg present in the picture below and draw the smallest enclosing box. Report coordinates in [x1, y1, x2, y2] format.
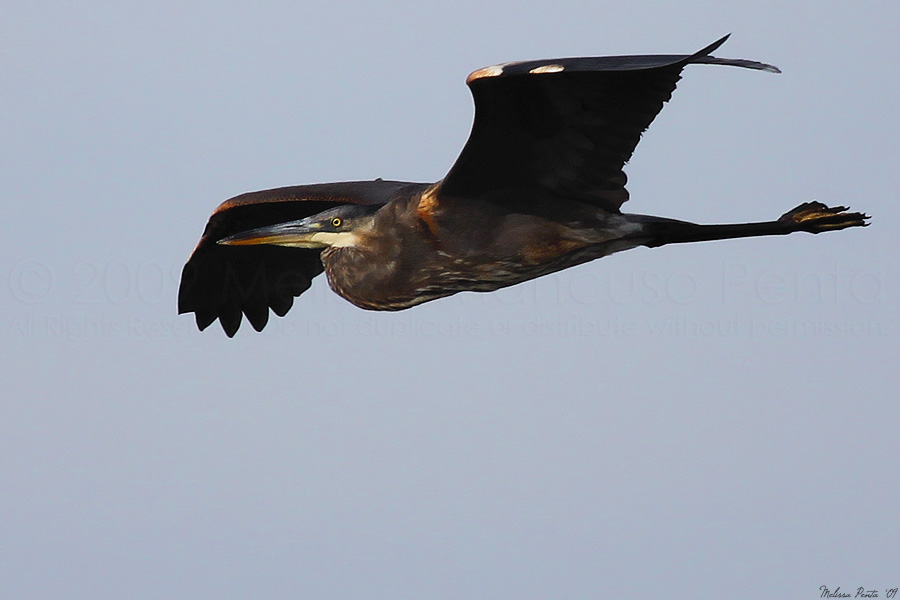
[635, 201, 869, 248]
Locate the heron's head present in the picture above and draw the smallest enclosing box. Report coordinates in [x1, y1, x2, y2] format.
[218, 204, 381, 249]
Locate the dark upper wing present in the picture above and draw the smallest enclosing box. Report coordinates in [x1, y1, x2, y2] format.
[440, 35, 779, 211]
[178, 179, 418, 336]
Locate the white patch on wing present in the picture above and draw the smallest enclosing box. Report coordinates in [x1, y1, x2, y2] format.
[529, 64, 565, 74]
[466, 64, 506, 84]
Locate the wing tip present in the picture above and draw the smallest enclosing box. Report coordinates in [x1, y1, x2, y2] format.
[699, 33, 732, 57]
[690, 34, 781, 73]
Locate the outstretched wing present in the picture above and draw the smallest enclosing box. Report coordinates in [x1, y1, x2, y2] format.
[440, 35, 779, 211]
[178, 179, 417, 336]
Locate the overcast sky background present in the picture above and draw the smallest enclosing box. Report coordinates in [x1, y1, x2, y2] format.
[3, 1, 898, 598]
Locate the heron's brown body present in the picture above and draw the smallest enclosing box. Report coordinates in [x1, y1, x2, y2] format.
[321, 183, 648, 310]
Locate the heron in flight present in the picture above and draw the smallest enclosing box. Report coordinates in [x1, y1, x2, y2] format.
[179, 35, 868, 336]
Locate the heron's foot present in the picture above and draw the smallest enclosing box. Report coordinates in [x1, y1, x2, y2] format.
[778, 201, 870, 233]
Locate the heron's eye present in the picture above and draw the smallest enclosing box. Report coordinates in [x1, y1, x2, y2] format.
[331, 217, 343, 228]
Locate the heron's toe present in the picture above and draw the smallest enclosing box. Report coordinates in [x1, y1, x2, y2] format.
[779, 202, 870, 232]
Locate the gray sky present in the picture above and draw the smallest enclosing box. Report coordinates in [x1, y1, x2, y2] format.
[3, 1, 898, 598]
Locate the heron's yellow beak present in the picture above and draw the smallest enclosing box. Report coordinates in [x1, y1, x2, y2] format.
[218, 218, 359, 249]
[217, 218, 327, 249]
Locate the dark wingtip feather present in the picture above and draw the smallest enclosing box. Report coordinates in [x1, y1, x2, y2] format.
[219, 305, 241, 338]
[696, 34, 731, 58]
[696, 56, 781, 73]
[270, 295, 294, 317]
[195, 311, 216, 332]
[690, 35, 780, 73]
[244, 302, 270, 332]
